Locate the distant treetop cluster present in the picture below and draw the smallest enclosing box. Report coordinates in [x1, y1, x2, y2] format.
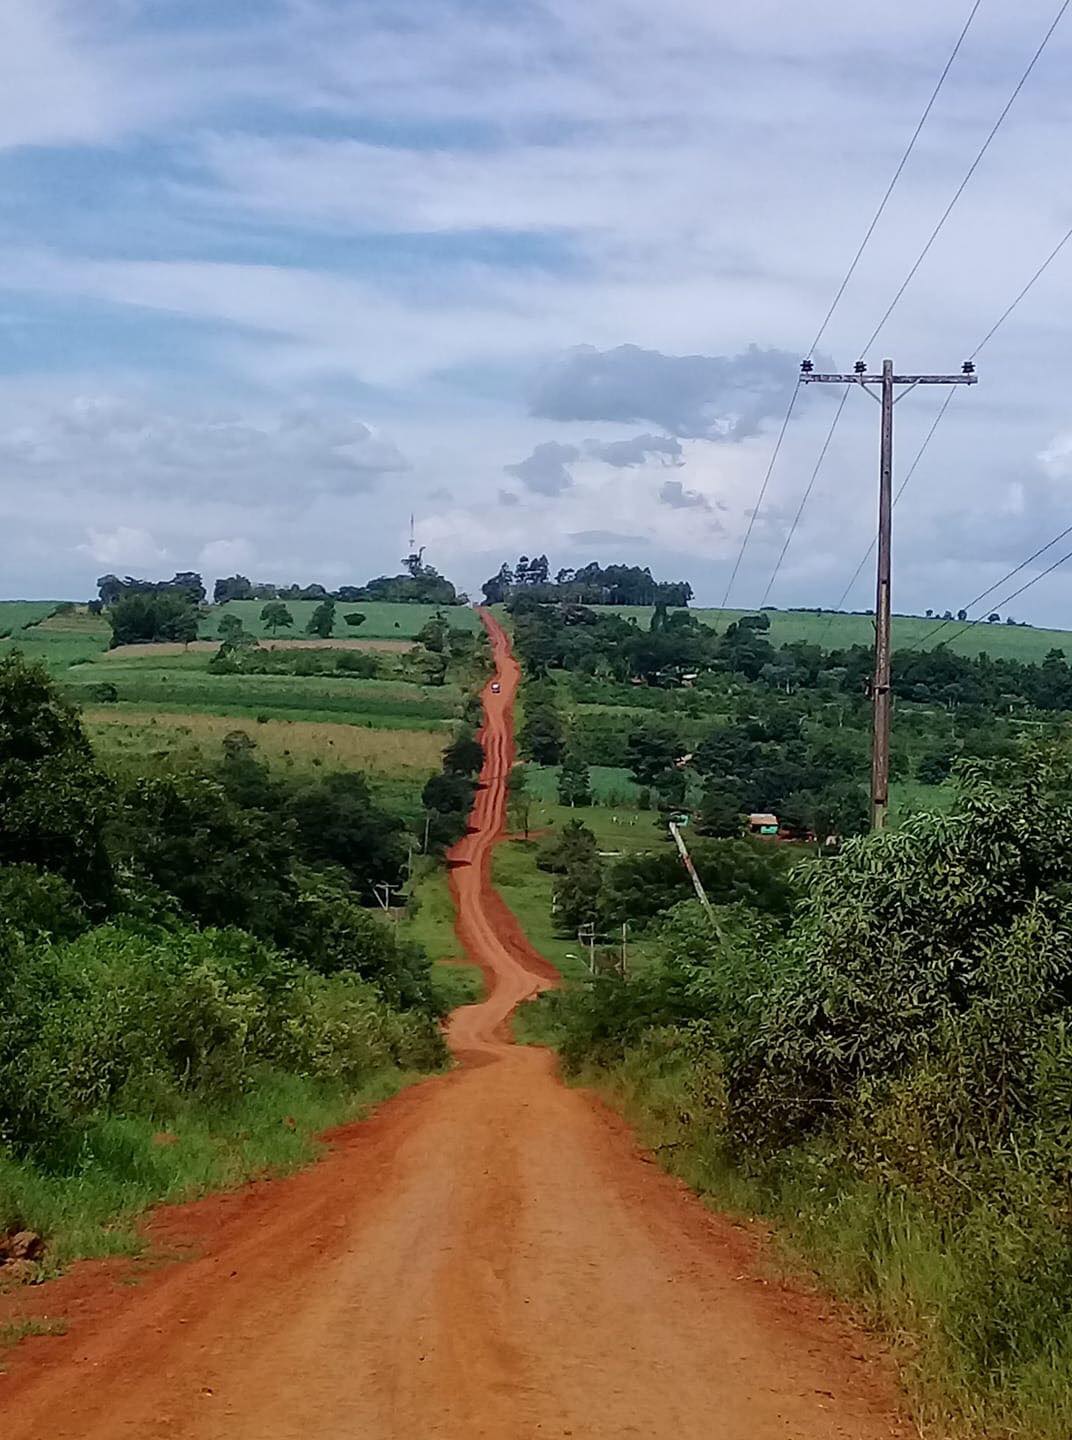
[482, 557, 693, 607]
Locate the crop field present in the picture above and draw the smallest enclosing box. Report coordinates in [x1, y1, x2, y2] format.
[84, 708, 447, 775]
[0, 606, 110, 670]
[586, 605, 1072, 661]
[104, 637, 416, 659]
[62, 664, 464, 729]
[202, 600, 482, 641]
[0, 600, 63, 638]
[0, 604, 466, 792]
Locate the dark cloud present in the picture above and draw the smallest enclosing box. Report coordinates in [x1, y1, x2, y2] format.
[584, 433, 683, 467]
[498, 489, 521, 506]
[504, 440, 579, 495]
[569, 529, 648, 546]
[529, 343, 797, 439]
[659, 479, 710, 510]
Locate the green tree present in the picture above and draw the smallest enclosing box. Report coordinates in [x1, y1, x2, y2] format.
[305, 598, 336, 639]
[260, 601, 293, 637]
[443, 729, 484, 777]
[519, 701, 565, 765]
[109, 590, 198, 647]
[507, 765, 533, 840]
[626, 721, 685, 787]
[0, 655, 113, 908]
[697, 781, 745, 838]
[558, 748, 592, 807]
[218, 612, 249, 647]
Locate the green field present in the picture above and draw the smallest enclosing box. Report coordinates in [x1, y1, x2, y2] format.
[63, 663, 463, 729]
[203, 600, 482, 641]
[0, 605, 462, 792]
[586, 605, 1072, 661]
[0, 600, 63, 638]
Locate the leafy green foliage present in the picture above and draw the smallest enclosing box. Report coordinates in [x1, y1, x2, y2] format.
[0, 654, 114, 907]
[549, 748, 1072, 1435]
[557, 747, 592, 806]
[305, 598, 337, 639]
[109, 589, 199, 647]
[257, 601, 291, 637]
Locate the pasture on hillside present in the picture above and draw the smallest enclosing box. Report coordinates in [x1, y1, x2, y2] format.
[202, 599, 481, 641]
[0, 605, 468, 800]
[586, 604, 1072, 661]
[0, 600, 63, 637]
[0, 605, 110, 671]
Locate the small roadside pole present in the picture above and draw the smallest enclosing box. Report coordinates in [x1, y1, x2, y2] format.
[668, 819, 714, 920]
[374, 881, 401, 922]
[578, 921, 596, 973]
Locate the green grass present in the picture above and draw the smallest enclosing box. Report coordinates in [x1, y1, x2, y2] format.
[888, 778, 955, 825]
[585, 604, 1072, 661]
[492, 839, 590, 981]
[203, 600, 482, 641]
[522, 763, 643, 807]
[429, 962, 485, 1011]
[565, 1038, 1072, 1440]
[61, 669, 464, 728]
[399, 859, 465, 962]
[0, 1069, 418, 1269]
[0, 601, 62, 639]
[0, 607, 110, 672]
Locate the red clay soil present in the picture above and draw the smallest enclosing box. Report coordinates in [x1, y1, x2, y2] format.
[0, 610, 912, 1440]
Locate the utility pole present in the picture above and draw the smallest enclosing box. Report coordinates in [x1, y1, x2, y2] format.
[800, 357, 977, 830]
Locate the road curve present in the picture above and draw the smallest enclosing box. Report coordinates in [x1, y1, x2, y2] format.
[0, 610, 909, 1440]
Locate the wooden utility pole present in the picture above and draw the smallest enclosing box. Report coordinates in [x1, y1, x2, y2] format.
[800, 357, 977, 830]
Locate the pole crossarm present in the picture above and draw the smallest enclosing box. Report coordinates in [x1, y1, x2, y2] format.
[800, 372, 977, 386]
[796, 356, 978, 830]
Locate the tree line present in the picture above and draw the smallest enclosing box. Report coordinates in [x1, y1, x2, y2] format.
[482, 558, 693, 607]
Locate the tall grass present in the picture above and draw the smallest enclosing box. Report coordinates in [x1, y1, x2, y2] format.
[574, 1033, 1072, 1439]
[0, 1069, 414, 1265]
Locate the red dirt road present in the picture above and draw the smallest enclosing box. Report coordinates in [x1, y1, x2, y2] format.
[1, 611, 910, 1439]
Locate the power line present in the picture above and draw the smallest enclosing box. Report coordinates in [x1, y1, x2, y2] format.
[920, 522, 1072, 646]
[761, 386, 850, 608]
[862, 0, 1071, 354]
[826, 216, 1072, 622]
[721, 1, 985, 615]
[933, 537, 1072, 649]
[806, 0, 985, 359]
[971, 219, 1072, 358]
[716, 378, 801, 620]
[825, 389, 958, 625]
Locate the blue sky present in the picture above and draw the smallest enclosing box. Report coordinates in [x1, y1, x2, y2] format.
[2, 0, 1072, 618]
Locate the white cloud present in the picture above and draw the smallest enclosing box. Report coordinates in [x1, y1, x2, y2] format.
[79, 525, 167, 568]
[199, 537, 253, 572]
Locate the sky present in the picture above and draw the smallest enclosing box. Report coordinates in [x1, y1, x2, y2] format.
[2, 0, 1072, 619]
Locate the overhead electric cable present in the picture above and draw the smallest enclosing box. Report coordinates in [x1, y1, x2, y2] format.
[861, 0, 1071, 354]
[827, 219, 1072, 620]
[933, 538, 1072, 649]
[719, 0, 985, 616]
[806, 0, 985, 359]
[921, 522, 1072, 646]
[760, 386, 850, 608]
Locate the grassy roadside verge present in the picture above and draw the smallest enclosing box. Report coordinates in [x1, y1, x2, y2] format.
[0, 1067, 423, 1270]
[399, 858, 485, 1011]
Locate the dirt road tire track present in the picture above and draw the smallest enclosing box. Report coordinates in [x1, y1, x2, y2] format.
[0, 610, 910, 1439]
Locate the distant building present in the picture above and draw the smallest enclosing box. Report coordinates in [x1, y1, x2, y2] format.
[748, 812, 779, 837]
